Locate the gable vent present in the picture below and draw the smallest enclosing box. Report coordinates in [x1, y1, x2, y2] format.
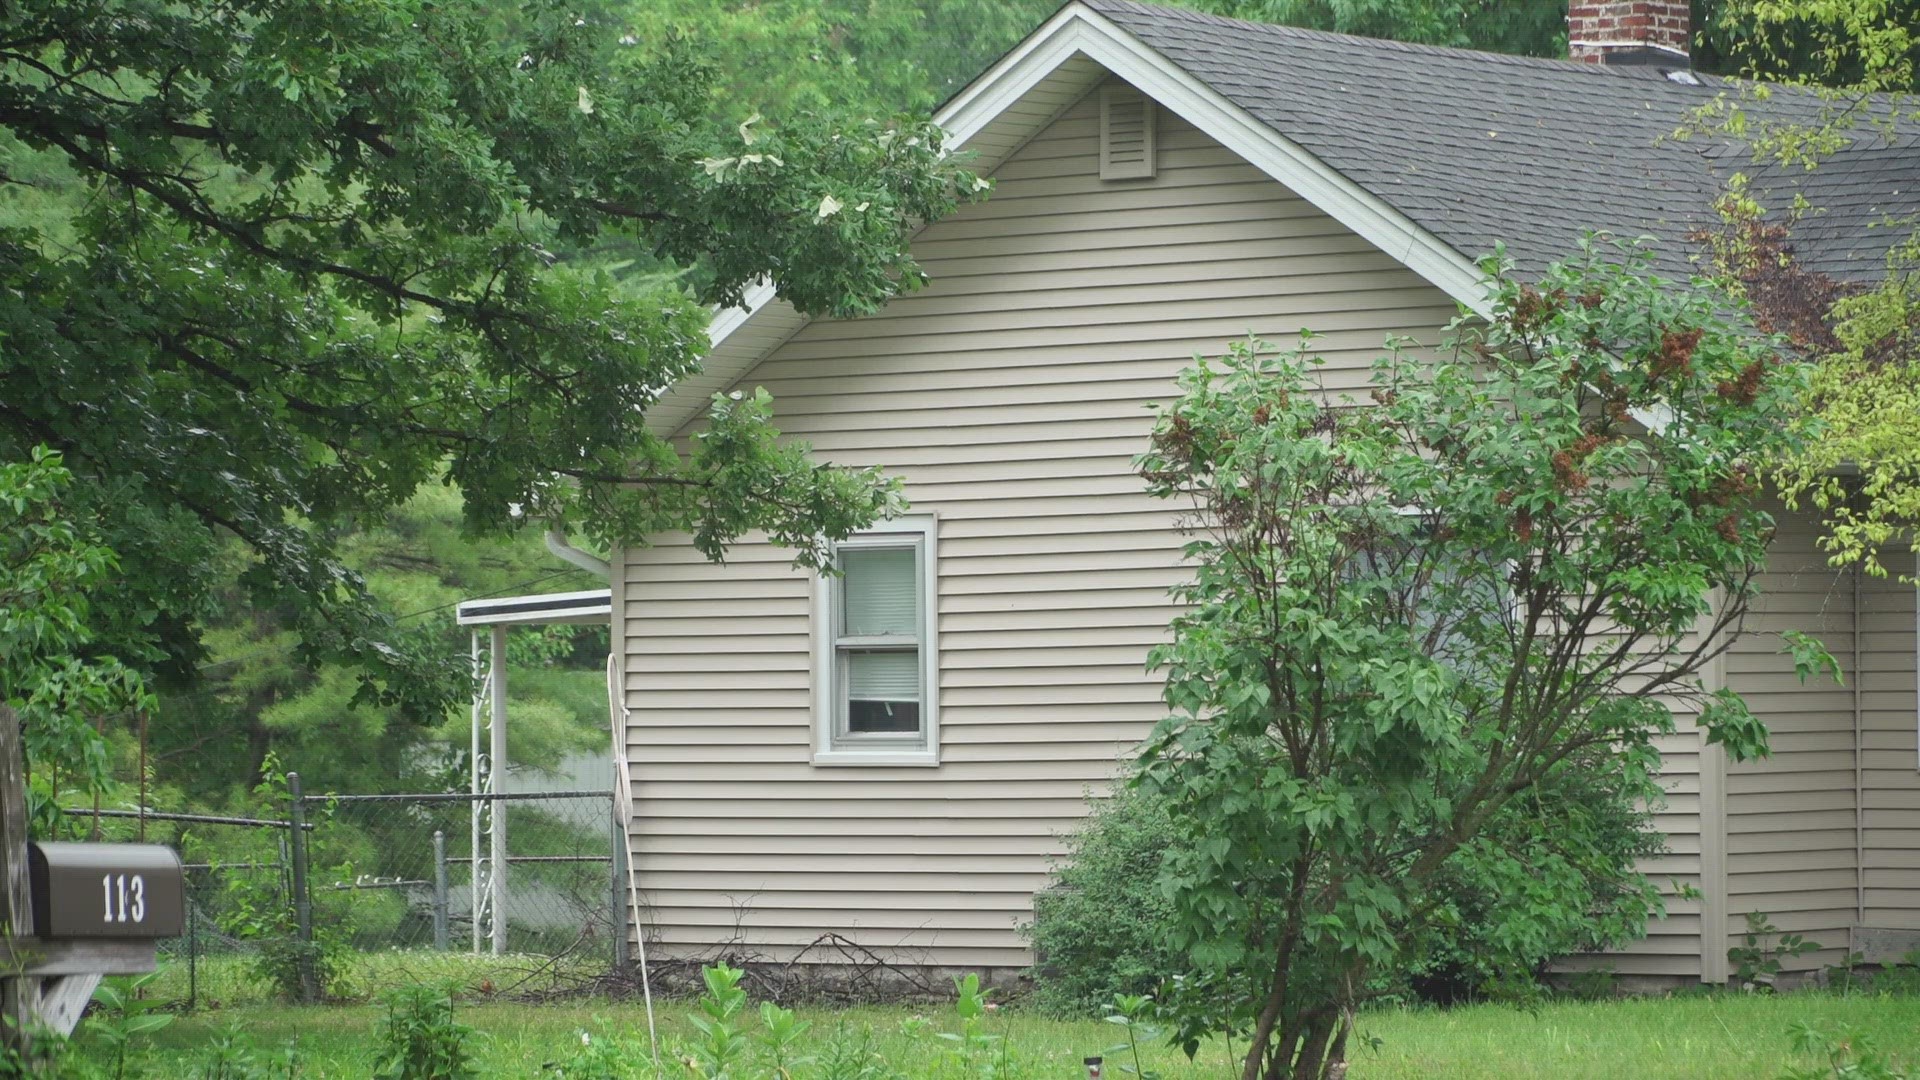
[1099, 84, 1157, 181]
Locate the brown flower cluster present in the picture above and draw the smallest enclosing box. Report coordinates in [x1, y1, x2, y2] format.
[1550, 431, 1615, 493]
[1510, 285, 1583, 335]
[1687, 465, 1757, 511]
[1715, 356, 1769, 405]
[1648, 327, 1703, 387]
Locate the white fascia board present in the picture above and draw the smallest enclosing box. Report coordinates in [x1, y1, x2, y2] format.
[706, 278, 778, 348]
[1065, 5, 1492, 317]
[702, 8, 1094, 361]
[934, 3, 1098, 142]
[704, 1, 1493, 366]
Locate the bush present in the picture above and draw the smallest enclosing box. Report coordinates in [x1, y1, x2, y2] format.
[1402, 749, 1665, 1003]
[1025, 783, 1182, 1016]
[1028, 758, 1663, 1014]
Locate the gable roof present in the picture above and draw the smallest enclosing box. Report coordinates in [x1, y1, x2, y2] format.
[1085, 0, 1913, 283]
[654, 0, 1914, 436]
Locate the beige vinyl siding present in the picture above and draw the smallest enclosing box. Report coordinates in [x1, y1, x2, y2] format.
[1722, 507, 1859, 971]
[1861, 549, 1920, 930]
[619, 86, 1701, 973]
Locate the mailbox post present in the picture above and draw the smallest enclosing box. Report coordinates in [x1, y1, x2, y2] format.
[3, 843, 186, 1037]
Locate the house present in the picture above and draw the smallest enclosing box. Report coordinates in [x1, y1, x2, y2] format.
[613, 0, 1920, 986]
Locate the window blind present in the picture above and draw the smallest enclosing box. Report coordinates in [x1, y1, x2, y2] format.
[846, 650, 919, 701]
[840, 547, 918, 637]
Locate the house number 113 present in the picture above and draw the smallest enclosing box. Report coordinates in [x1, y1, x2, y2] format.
[100, 873, 147, 924]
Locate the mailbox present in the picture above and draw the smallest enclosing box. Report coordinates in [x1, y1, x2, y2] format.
[27, 842, 184, 940]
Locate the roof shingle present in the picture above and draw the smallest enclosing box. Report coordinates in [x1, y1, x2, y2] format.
[1085, 0, 1914, 282]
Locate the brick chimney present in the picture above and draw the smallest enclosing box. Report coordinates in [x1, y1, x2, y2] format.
[1567, 1, 1691, 66]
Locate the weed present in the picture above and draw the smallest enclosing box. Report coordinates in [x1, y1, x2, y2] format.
[1823, 952, 1869, 996]
[372, 983, 478, 1080]
[187, 1025, 302, 1079]
[756, 1000, 814, 1079]
[1563, 966, 1619, 1002]
[1779, 1021, 1909, 1079]
[684, 964, 752, 1077]
[540, 1022, 649, 1079]
[1870, 950, 1920, 997]
[1101, 994, 1163, 1080]
[91, 973, 175, 1079]
[0, 1022, 70, 1078]
[935, 973, 1014, 1078]
[1730, 912, 1820, 990]
[811, 1024, 901, 1080]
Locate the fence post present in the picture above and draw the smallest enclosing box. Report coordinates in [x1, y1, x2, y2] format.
[433, 830, 449, 951]
[287, 772, 317, 1004]
[610, 796, 629, 972]
[187, 892, 197, 1012]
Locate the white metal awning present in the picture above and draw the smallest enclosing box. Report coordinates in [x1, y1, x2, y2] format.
[454, 588, 611, 627]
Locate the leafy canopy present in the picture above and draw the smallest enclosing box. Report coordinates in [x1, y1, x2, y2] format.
[0, 447, 151, 788]
[1686, 0, 1920, 574]
[1133, 240, 1815, 1080]
[0, 0, 984, 725]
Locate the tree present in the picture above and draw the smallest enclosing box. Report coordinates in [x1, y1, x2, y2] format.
[1695, 0, 1920, 91]
[596, 0, 1571, 135]
[159, 485, 609, 808]
[1182, 0, 1566, 55]
[0, 0, 985, 756]
[0, 447, 150, 790]
[1685, 0, 1920, 574]
[1132, 239, 1819, 1080]
[606, 0, 1056, 119]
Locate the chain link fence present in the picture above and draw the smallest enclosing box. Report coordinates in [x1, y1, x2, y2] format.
[299, 787, 624, 965]
[48, 806, 302, 1010]
[64, 781, 626, 1009]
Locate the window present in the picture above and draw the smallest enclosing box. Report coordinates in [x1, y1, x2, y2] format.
[1353, 508, 1515, 666]
[811, 517, 938, 766]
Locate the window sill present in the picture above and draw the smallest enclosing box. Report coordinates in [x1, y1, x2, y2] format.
[810, 750, 940, 768]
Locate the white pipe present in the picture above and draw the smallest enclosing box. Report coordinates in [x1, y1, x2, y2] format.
[470, 632, 484, 955]
[546, 530, 611, 578]
[490, 625, 509, 956]
[607, 653, 660, 1068]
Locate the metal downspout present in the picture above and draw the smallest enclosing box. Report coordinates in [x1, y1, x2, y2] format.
[1854, 562, 1866, 928]
[545, 530, 612, 578]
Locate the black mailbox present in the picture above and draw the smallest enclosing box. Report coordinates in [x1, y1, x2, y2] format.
[27, 842, 184, 939]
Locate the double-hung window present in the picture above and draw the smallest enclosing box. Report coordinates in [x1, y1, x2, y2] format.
[811, 517, 938, 766]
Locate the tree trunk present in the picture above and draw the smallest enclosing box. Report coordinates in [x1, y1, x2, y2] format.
[1285, 1010, 1336, 1080]
[1324, 1017, 1351, 1080]
[0, 705, 35, 1049]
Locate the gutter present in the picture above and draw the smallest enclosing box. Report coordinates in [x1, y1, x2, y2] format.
[545, 530, 611, 578]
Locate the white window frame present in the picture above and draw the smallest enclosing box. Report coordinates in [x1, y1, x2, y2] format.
[810, 516, 939, 767]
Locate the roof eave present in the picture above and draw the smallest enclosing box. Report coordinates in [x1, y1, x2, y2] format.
[656, 1, 1493, 437]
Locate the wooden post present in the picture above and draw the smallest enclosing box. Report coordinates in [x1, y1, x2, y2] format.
[0, 704, 33, 1047]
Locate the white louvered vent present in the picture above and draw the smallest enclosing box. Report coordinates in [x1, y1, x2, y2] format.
[1099, 83, 1156, 181]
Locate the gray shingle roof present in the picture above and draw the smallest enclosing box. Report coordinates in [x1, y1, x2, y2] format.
[1084, 0, 1914, 283]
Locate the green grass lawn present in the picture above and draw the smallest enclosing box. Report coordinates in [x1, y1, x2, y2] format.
[78, 987, 1920, 1078]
